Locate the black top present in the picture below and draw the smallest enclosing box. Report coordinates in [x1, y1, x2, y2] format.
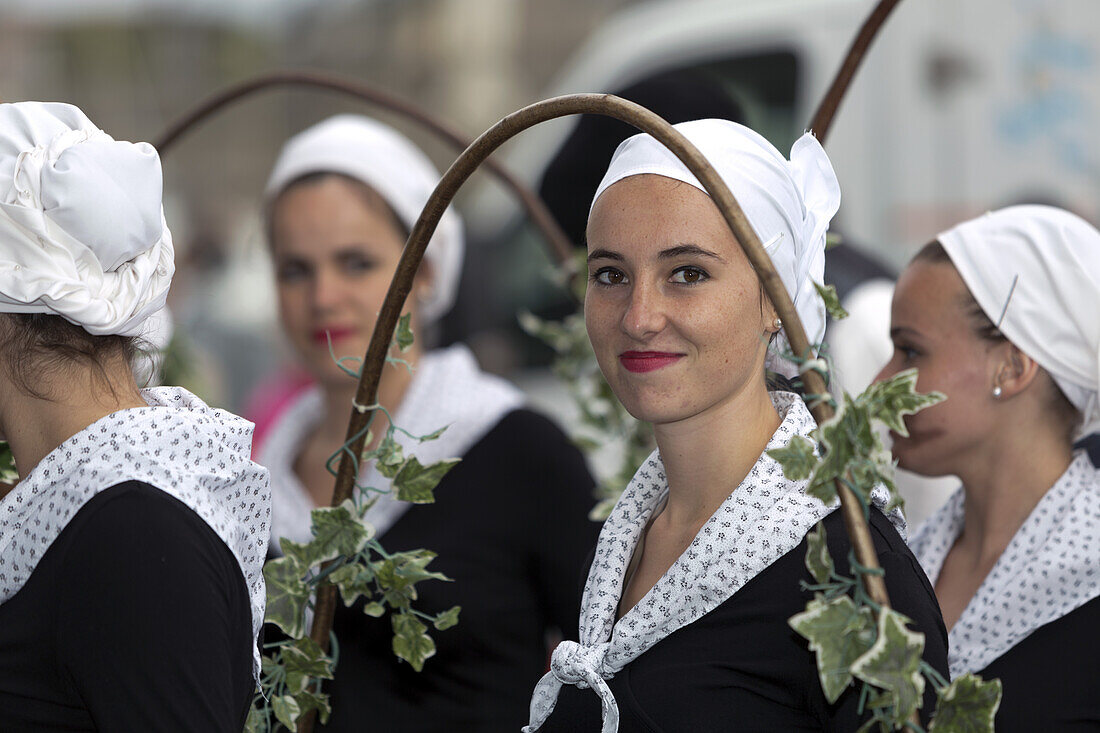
[538, 508, 950, 732]
[0, 481, 255, 732]
[979, 594, 1100, 731]
[315, 409, 602, 732]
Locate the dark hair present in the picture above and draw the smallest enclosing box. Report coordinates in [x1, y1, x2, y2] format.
[265, 171, 410, 246]
[0, 313, 141, 400]
[914, 240, 1081, 440]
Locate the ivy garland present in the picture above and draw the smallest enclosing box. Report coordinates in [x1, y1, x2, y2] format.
[246, 317, 462, 732]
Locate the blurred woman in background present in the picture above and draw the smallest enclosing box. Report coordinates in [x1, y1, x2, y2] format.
[526, 119, 948, 732]
[257, 115, 600, 731]
[0, 101, 269, 731]
[876, 205, 1100, 731]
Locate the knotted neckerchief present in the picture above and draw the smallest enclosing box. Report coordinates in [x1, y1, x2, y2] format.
[0, 387, 272, 679]
[525, 392, 904, 732]
[911, 452, 1100, 678]
[261, 344, 525, 552]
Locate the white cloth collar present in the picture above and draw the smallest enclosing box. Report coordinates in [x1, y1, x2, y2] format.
[260, 344, 525, 553]
[525, 391, 904, 732]
[0, 386, 271, 678]
[910, 452, 1100, 678]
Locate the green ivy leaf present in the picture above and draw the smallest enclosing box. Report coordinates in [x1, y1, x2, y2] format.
[850, 608, 926, 726]
[272, 694, 301, 730]
[0, 442, 18, 484]
[768, 434, 819, 481]
[433, 605, 461, 631]
[371, 433, 407, 479]
[294, 687, 333, 725]
[416, 425, 449, 442]
[263, 557, 310, 637]
[393, 456, 461, 503]
[928, 674, 1002, 733]
[363, 601, 386, 617]
[860, 369, 946, 437]
[804, 522, 833, 585]
[307, 500, 373, 564]
[395, 312, 415, 352]
[815, 282, 849, 320]
[392, 612, 437, 671]
[279, 538, 316, 571]
[243, 705, 264, 733]
[328, 563, 376, 607]
[283, 641, 334, 695]
[391, 549, 451, 585]
[825, 231, 843, 251]
[789, 594, 876, 703]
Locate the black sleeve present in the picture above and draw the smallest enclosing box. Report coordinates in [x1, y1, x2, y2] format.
[820, 508, 950, 731]
[54, 482, 255, 733]
[507, 410, 603, 641]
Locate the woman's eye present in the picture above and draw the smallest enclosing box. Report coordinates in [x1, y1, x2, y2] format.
[894, 344, 920, 361]
[276, 261, 310, 282]
[670, 266, 708, 284]
[592, 268, 626, 286]
[342, 255, 378, 273]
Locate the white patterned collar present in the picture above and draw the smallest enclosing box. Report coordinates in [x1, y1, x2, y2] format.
[259, 344, 525, 553]
[0, 386, 271, 679]
[910, 451, 1100, 678]
[526, 391, 904, 733]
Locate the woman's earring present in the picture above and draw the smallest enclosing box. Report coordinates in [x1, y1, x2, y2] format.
[773, 317, 783, 331]
[992, 385, 1003, 398]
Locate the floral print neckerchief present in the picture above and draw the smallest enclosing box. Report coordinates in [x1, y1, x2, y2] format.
[525, 391, 904, 732]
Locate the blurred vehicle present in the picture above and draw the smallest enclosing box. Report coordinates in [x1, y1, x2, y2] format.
[451, 0, 1100, 362]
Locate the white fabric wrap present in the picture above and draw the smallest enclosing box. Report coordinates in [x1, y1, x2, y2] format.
[264, 115, 463, 324]
[0, 101, 174, 336]
[911, 452, 1100, 678]
[525, 392, 904, 732]
[938, 205, 1100, 435]
[0, 387, 272, 680]
[260, 344, 525, 552]
[590, 119, 841, 378]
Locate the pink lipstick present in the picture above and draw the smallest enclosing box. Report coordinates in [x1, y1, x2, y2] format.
[619, 351, 683, 373]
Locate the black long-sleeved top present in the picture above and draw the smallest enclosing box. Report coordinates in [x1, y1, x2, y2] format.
[0, 481, 255, 732]
[537, 508, 950, 732]
[314, 409, 602, 732]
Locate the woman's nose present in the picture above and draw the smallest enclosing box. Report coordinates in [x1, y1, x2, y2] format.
[310, 268, 345, 313]
[621, 282, 667, 340]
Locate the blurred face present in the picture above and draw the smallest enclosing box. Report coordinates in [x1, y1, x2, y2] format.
[269, 176, 421, 387]
[873, 259, 1003, 476]
[584, 174, 775, 426]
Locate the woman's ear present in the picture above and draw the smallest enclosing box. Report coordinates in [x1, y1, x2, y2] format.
[993, 342, 1041, 399]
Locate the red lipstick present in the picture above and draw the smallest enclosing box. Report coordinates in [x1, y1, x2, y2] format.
[619, 351, 683, 373]
[313, 326, 356, 346]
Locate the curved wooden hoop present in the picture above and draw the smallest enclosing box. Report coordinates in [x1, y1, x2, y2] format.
[153, 70, 574, 265]
[302, 94, 894, 730]
[808, 0, 904, 143]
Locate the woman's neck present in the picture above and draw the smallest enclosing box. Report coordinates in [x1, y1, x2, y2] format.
[1, 368, 147, 492]
[317, 346, 420, 452]
[653, 384, 782, 530]
[953, 423, 1073, 564]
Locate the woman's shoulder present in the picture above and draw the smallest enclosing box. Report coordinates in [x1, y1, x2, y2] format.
[465, 408, 579, 459]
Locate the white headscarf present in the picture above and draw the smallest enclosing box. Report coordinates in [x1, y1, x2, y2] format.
[0, 102, 174, 336]
[264, 115, 464, 324]
[938, 205, 1100, 434]
[590, 119, 841, 378]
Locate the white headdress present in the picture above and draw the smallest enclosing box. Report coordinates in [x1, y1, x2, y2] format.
[264, 115, 464, 324]
[938, 205, 1100, 434]
[590, 119, 841, 378]
[0, 102, 174, 336]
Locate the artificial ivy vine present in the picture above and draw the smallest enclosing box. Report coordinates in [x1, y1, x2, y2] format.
[246, 316, 461, 732]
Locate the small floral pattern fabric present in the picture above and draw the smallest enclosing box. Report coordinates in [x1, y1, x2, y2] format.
[0, 386, 271, 679]
[525, 392, 904, 733]
[911, 451, 1100, 679]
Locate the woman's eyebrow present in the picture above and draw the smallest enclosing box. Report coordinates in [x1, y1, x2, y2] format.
[659, 243, 725, 262]
[587, 248, 623, 262]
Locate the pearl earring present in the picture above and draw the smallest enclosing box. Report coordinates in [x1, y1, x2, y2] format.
[993, 386, 1003, 398]
[773, 317, 782, 330]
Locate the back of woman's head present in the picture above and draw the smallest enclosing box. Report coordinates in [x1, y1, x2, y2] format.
[0, 101, 172, 397]
[922, 205, 1100, 439]
[264, 114, 464, 325]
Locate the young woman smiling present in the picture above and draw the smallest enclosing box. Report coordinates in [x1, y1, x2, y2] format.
[256, 115, 600, 731]
[877, 205, 1100, 731]
[525, 120, 948, 732]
